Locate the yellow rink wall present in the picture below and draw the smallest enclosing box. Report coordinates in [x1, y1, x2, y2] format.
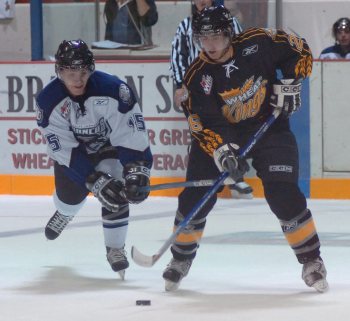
[1, 174, 350, 199]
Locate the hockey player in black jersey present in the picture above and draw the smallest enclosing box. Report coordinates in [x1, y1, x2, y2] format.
[162, 5, 328, 293]
[170, 0, 252, 199]
[36, 40, 152, 279]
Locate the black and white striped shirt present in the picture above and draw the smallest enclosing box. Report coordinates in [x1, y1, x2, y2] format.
[170, 16, 243, 88]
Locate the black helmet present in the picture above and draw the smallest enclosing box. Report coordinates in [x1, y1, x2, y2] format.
[192, 5, 233, 37]
[332, 17, 350, 37]
[55, 39, 95, 73]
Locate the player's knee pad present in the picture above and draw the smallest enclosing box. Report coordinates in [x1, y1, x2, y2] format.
[263, 181, 306, 221]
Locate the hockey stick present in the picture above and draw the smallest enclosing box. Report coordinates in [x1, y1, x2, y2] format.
[131, 170, 229, 267]
[131, 109, 281, 267]
[140, 178, 234, 192]
[140, 108, 281, 193]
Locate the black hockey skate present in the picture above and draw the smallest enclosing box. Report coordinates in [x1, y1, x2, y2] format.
[163, 258, 192, 291]
[106, 247, 129, 280]
[45, 211, 73, 240]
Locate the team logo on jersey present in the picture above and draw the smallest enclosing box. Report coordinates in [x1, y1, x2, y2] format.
[222, 59, 239, 78]
[219, 76, 268, 123]
[60, 100, 71, 120]
[73, 117, 112, 153]
[242, 44, 258, 56]
[200, 75, 213, 95]
[119, 83, 133, 105]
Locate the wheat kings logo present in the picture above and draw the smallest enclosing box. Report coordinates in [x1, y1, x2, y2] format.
[219, 75, 268, 123]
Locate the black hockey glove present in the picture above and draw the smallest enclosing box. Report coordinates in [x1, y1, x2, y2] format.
[270, 78, 302, 118]
[123, 162, 150, 204]
[86, 171, 126, 212]
[213, 143, 249, 182]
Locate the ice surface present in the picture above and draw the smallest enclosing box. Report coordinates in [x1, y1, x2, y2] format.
[1, 195, 350, 321]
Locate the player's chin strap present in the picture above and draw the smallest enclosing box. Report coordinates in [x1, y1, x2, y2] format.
[131, 108, 282, 268]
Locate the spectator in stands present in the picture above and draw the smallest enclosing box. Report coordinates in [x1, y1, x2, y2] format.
[170, 0, 252, 199]
[104, 0, 158, 46]
[320, 17, 350, 59]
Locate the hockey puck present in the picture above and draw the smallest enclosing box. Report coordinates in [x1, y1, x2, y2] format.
[136, 300, 151, 306]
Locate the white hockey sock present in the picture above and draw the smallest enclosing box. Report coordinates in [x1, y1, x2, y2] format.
[102, 217, 128, 249]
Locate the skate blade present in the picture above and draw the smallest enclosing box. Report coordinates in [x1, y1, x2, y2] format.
[165, 280, 180, 292]
[118, 270, 126, 280]
[312, 279, 329, 293]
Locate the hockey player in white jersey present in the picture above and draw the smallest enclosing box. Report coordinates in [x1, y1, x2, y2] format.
[36, 39, 152, 279]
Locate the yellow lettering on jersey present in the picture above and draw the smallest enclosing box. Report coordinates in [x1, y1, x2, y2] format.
[220, 77, 267, 124]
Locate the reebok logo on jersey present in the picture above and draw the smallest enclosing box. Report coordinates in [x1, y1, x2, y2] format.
[200, 75, 213, 95]
[222, 59, 239, 78]
[93, 98, 108, 106]
[269, 165, 293, 173]
[242, 44, 258, 56]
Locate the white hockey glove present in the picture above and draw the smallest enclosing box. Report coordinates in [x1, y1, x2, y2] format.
[86, 172, 127, 212]
[213, 143, 249, 182]
[123, 162, 150, 204]
[270, 79, 302, 118]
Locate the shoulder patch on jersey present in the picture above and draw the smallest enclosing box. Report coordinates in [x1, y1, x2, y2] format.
[119, 83, 133, 105]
